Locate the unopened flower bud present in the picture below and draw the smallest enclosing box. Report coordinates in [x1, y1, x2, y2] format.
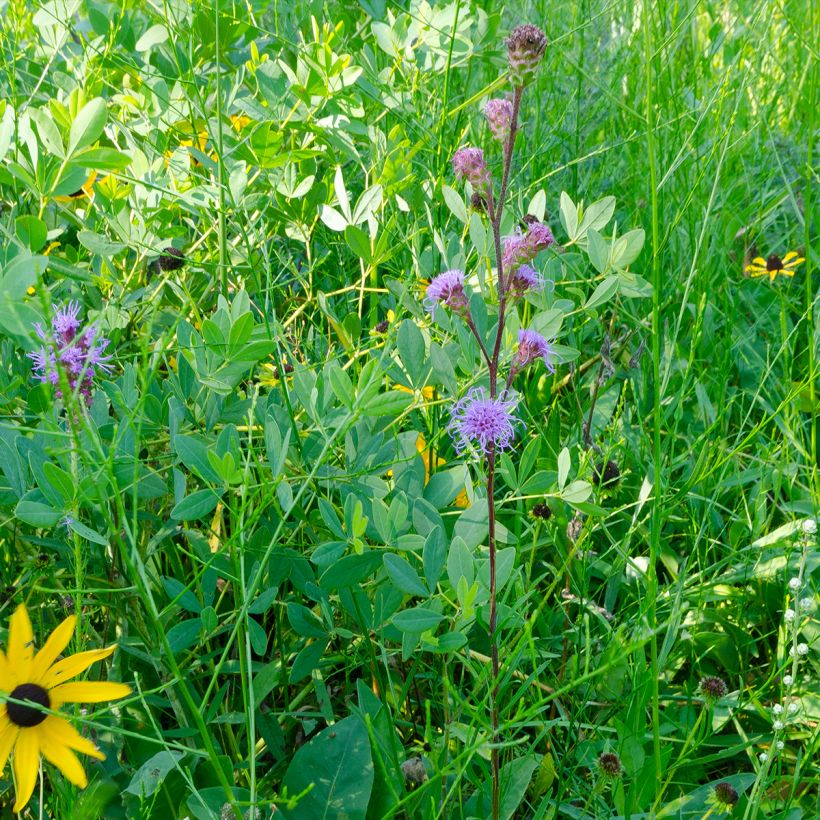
[506, 24, 548, 87]
[452, 147, 491, 195]
[801, 518, 817, 534]
[484, 98, 514, 142]
[788, 577, 801, 591]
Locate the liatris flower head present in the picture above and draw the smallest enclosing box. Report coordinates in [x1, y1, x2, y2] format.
[158, 247, 186, 271]
[508, 264, 544, 299]
[597, 752, 622, 780]
[502, 220, 555, 276]
[448, 387, 522, 456]
[484, 98, 514, 143]
[699, 675, 728, 703]
[452, 147, 491, 195]
[28, 302, 113, 403]
[506, 24, 548, 87]
[516, 329, 556, 371]
[712, 782, 739, 809]
[424, 270, 469, 318]
[523, 217, 555, 254]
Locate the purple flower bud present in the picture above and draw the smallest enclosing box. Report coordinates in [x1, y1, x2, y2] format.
[699, 676, 728, 704]
[516, 329, 556, 372]
[452, 148, 491, 195]
[28, 301, 113, 403]
[484, 98, 514, 142]
[508, 264, 544, 298]
[424, 270, 469, 318]
[448, 387, 523, 456]
[597, 752, 623, 780]
[506, 24, 548, 87]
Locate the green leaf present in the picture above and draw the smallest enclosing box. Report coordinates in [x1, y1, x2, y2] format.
[344, 224, 371, 262]
[423, 527, 446, 591]
[584, 275, 619, 311]
[16, 216, 47, 252]
[441, 184, 467, 223]
[397, 319, 425, 384]
[384, 553, 428, 597]
[68, 98, 107, 154]
[15, 499, 62, 527]
[447, 536, 474, 589]
[281, 716, 373, 820]
[170, 489, 220, 521]
[587, 228, 610, 274]
[162, 577, 202, 613]
[362, 390, 413, 418]
[135, 23, 168, 51]
[77, 230, 126, 257]
[71, 148, 131, 171]
[392, 606, 443, 633]
[287, 603, 327, 638]
[67, 519, 108, 545]
[124, 751, 184, 797]
[559, 191, 578, 239]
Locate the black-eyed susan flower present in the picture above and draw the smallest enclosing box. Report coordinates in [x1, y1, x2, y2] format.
[0, 604, 130, 811]
[54, 172, 98, 203]
[745, 251, 804, 282]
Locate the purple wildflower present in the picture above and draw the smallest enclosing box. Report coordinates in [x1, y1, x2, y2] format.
[424, 270, 469, 318]
[448, 387, 523, 456]
[28, 301, 113, 403]
[508, 264, 544, 298]
[452, 148, 491, 195]
[502, 220, 555, 277]
[516, 329, 556, 372]
[506, 24, 548, 87]
[484, 98, 514, 143]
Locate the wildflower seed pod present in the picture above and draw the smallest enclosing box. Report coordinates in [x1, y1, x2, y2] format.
[158, 246, 186, 271]
[506, 24, 548, 87]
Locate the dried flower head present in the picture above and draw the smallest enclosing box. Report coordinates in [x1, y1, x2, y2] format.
[452, 147, 491, 195]
[484, 98, 514, 143]
[699, 675, 728, 703]
[401, 756, 428, 786]
[374, 319, 389, 334]
[28, 302, 113, 403]
[158, 247, 186, 271]
[424, 270, 469, 318]
[593, 460, 621, 487]
[531, 502, 552, 521]
[516, 329, 556, 371]
[506, 24, 548, 86]
[566, 514, 584, 543]
[448, 387, 522, 456]
[712, 782, 739, 808]
[597, 752, 622, 780]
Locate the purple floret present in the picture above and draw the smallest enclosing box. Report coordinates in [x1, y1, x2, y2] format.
[424, 270, 469, 317]
[448, 387, 523, 456]
[452, 147, 491, 194]
[516, 329, 556, 372]
[508, 264, 544, 298]
[28, 302, 113, 403]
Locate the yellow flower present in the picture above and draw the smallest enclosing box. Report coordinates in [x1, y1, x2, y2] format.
[54, 172, 97, 203]
[394, 383, 435, 401]
[0, 605, 131, 811]
[745, 251, 804, 282]
[230, 114, 252, 131]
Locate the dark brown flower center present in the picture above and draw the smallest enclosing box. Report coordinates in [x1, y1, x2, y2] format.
[6, 683, 50, 727]
[766, 254, 783, 271]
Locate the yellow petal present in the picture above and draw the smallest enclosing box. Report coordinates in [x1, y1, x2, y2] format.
[12, 728, 39, 812]
[37, 726, 88, 788]
[751, 257, 767, 266]
[749, 269, 767, 278]
[0, 649, 16, 692]
[0, 713, 19, 774]
[49, 681, 131, 706]
[7, 605, 34, 680]
[38, 716, 103, 761]
[783, 256, 804, 268]
[782, 251, 798, 263]
[744, 264, 764, 273]
[31, 616, 76, 684]
[41, 646, 116, 688]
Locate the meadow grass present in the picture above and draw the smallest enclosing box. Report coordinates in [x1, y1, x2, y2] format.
[0, 0, 816, 818]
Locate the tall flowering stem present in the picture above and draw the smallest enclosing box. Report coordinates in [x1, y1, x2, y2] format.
[438, 24, 550, 820]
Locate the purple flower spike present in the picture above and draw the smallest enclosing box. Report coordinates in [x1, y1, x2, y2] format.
[424, 270, 469, 318]
[484, 98, 514, 143]
[448, 387, 523, 456]
[28, 302, 113, 403]
[502, 220, 555, 276]
[516, 329, 556, 372]
[524, 219, 554, 253]
[509, 264, 544, 298]
[452, 147, 491, 195]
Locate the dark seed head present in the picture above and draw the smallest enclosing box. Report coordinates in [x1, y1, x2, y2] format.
[597, 752, 622, 779]
[699, 675, 728, 703]
[766, 254, 783, 272]
[531, 502, 552, 521]
[593, 459, 621, 487]
[7, 683, 51, 727]
[374, 320, 389, 334]
[470, 192, 487, 214]
[158, 247, 186, 271]
[713, 782, 739, 807]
